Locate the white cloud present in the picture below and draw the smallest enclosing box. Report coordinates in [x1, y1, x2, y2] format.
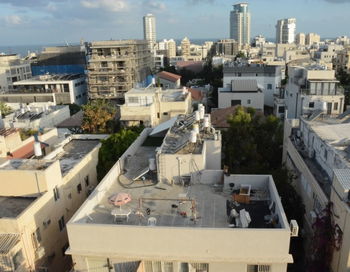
[143, 0, 166, 11]
[81, 0, 128, 12]
[4, 15, 22, 25]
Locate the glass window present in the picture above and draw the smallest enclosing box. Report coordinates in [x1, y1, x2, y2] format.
[247, 99, 251, 104]
[77, 183, 82, 194]
[128, 97, 139, 104]
[85, 175, 90, 187]
[58, 216, 65, 231]
[53, 186, 60, 201]
[334, 102, 338, 110]
[267, 84, 272, 90]
[309, 102, 315, 108]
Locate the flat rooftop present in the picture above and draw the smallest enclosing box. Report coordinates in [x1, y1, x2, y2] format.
[56, 139, 100, 176]
[0, 196, 37, 218]
[0, 159, 54, 171]
[126, 87, 188, 102]
[73, 129, 286, 230]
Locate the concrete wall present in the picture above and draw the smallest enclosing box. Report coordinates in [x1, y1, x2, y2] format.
[0, 130, 22, 157]
[219, 91, 264, 111]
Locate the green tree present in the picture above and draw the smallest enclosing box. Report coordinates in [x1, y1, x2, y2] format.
[96, 127, 143, 181]
[0, 102, 12, 117]
[81, 100, 116, 134]
[67, 103, 81, 115]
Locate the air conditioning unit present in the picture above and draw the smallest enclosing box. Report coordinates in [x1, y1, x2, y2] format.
[310, 210, 317, 224]
[290, 220, 299, 237]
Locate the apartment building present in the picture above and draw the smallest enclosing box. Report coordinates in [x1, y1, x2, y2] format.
[229, 3, 251, 46]
[283, 112, 350, 272]
[156, 71, 181, 89]
[87, 40, 152, 100]
[222, 61, 282, 107]
[181, 37, 191, 60]
[314, 44, 343, 65]
[284, 64, 344, 119]
[0, 129, 107, 272]
[1, 105, 70, 130]
[0, 74, 88, 106]
[218, 79, 264, 111]
[0, 54, 32, 93]
[333, 47, 350, 73]
[66, 111, 296, 272]
[276, 18, 297, 44]
[31, 45, 87, 76]
[296, 33, 306, 46]
[143, 14, 157, 52]
[120, 86, 192, 127]
[215, 39, 239, 57]
[305, 33, 321, 46]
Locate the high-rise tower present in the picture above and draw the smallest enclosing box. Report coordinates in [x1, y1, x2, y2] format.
[143, 14, 156, 51]
[229, 3, 251, 46]
[276, 18, 296, 44]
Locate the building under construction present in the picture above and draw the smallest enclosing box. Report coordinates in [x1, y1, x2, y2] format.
[88, 40, 152, 100]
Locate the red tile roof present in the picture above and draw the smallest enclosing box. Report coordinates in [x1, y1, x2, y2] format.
[156, 71, 182, 82]
[7, 141, 45, 159]
[188, 88, 203, 101]
[210, 106, 240, 128]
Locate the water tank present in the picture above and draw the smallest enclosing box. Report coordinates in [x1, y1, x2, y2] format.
[198, 105, 205, 120]
[190, 130, 197, 143]
[203, 116, 210, 128]
[193, 123, 199, 134]
[20, 107, 25, 114]
[34, 142, 42, 157]
[195, 111, 200, 121]
[149, 158, 156, 171]
[152, 77, 156, 86]
[182, 87, 187, 94]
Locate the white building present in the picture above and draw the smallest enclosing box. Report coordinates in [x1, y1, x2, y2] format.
[0, 54, 32, 93]
[156, 71, 181, 89]
[222, 61, 282, 107]
[66, 112, 296, 272]
[143, 14, 157, 51]
[276, 18, 296, 44]
[2, 105, 70, 130]
[305, 33, 320, 46]
[219, 79, 264, 111]
[120, 86, 192, 127]
[284, 65, 345, 119]
[283, 113, 350, 272]
[230, 3, 251, 46]
[5, 74, 88, 106]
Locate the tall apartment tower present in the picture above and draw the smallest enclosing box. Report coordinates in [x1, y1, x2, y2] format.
[276, 18, 296, 44]
[143, 13, 156, 51]
[229, 3, 251, 46]
[305, 33, 321, 46]
[181, 37, 191, 60]
[87, 40, 152, 100]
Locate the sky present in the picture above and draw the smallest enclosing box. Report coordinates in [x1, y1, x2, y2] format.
[0, 0, 350, 46]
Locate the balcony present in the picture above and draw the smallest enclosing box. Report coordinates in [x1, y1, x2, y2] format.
[301, 85, 345, 96]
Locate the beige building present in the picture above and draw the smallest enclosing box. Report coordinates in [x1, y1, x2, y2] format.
[120, 86, 192, 127]
[296, 33, 305, 46]
[0, 54, 32, 94]
[0, 129, 107, 272]
[333, 47, 350, 73]
[305, 33, 320, 46]
[88, 40, 152, 100]
[66, 112, 296, 272]
[283, 114, 350, 272]
[181, 37, 191, 60]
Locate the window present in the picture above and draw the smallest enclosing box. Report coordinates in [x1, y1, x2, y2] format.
[157, 113, 160, 119]
[128, 96, 139, 103]
[61, 243, 69, 257]
[334, 102, 338, 111]
[247, 264, 271, 272]
[267, 84, 272, 90]
[85, 175, 90, 187]
[53, 186, 60, 201]
[278, 106, 285, 114]
[31, 227, 41, 248]
[58, 216, 65, 231]
[309, 102, 315, 108]
[231, 100, 241, 106]
[77, 183, 82, 194]
[163, 112, 168, 115]
[238, 72, 242, 77]
[247, 99, 251, 104]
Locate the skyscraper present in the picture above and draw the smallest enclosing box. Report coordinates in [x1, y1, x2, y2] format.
[276, 18, 296, 44]
[143, 14, 156, 51]
[229, 3, 251, 46]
